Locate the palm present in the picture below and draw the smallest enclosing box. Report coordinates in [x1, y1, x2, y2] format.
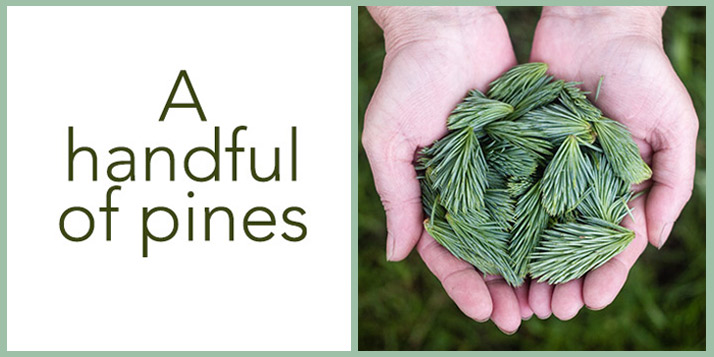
[527, 15, 697, 319]
[366, 26, 517, 151]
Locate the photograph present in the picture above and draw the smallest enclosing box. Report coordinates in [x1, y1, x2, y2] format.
[358, 6, 705, 350]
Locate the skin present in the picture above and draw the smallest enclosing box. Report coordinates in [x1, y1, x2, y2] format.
[528, 6, 697, 320]
[363, 6, 697, 333]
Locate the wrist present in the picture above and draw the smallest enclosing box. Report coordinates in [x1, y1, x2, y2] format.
[367, 6, 498, 53]
[540, 6, 665, 44]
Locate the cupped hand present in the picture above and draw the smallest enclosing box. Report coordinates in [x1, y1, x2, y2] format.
[363, 6, 532, 333]
[527, 6, 698, 320]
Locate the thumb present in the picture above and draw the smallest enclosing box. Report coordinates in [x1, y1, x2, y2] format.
[645, 103, 698, 248]
[362, 113, 423, 262]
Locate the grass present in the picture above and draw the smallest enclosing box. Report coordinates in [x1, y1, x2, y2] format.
[358, 6, 706, 351]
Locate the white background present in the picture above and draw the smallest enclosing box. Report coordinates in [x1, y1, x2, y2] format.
[6, 6, 351, 351]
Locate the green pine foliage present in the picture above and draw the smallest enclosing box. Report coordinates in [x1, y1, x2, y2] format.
[507, 176, 534, 197]
[417, 62, 651, 286]
[425, 127, 489, 213]
[577, 153, 634, 223]
[528, 217, 635, 284]
[509, 181, 550, 278]
[507, 77, 565, 119]
[559, 81, 603, 121]
[540, 135, 591, 216]
[488, 62, 548, 104]
[486, 141, 539, 178]
[423, 215, 506, 274]
[446, 212, 520, 285]
[486, 169, 507, 189]
[520, 104, 596, 144]
[484, 188, 516, 232]
[447, 90, 514, 131]
[485, 120, 553, 158]
[592, 117, 653, 184]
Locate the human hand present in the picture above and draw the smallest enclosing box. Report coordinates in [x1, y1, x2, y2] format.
[527, 6, 698, 320]
[363, 6, 533, 333]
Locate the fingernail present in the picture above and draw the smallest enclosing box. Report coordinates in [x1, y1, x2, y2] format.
[586, 304, 606, 311]
[536, 312, 552, 320]
[657, 222, 674, 249]
[386, 233, 395, 261]
[498, 327, 518, 336]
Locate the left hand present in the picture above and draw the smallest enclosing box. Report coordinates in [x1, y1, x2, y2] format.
[526, 6, 698, 320]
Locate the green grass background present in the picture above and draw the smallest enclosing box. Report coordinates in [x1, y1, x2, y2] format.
[358, 6, 706, 350]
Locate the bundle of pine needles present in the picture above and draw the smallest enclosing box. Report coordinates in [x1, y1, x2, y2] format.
[417, 62, 651, 287]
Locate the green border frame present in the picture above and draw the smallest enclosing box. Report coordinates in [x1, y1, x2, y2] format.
[0, 0, 710, 353]
[351, 5, 358, 353]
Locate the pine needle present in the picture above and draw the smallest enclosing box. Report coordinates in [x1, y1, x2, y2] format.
[447, 212, 522, 286]
[486, 169, 507, 190]
[507, 77, 564, 119]
[509, 181, 550, 278]
[576, 153, 634, 224]
[529, 217, 635, 284]
[488, 62, 549, 103]
[448, 91, 514, 131]
[592, 117, 652, 184]
[427, 127, 489, 213]
[507, 176, 535, 197]
[484, 188, 516, 232]
[424, 216, 503, 276]
[559, 81, 602, 121]
[521, 104, 596, 144]
[418, 167, 442, 220]
[486, 141, 539, 178]
[485, 120, 553, 158]
[595, 75, 605, 102]
[424, 210, 521, 286]
[540, 135, 592, 216]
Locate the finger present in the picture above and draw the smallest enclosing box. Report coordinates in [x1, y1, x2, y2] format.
[583, 195, 648, 310]
[645, 107, 698, 248]
[484, 275, 521, 334]
[514, 280, 534, 320]
[417, 232, 492, 322]
[528, 280, 553, 319]
[551, 278, 584, 321]
[362, 119, 423, 261]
